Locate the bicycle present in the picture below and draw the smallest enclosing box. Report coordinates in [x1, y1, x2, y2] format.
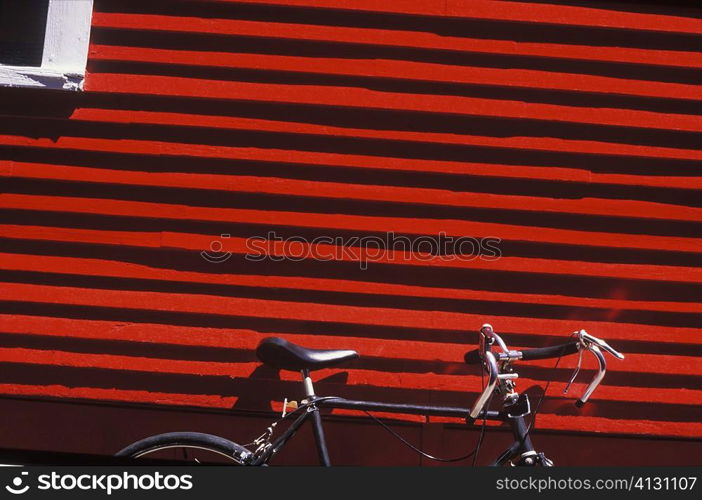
[116, 324, 624, 466]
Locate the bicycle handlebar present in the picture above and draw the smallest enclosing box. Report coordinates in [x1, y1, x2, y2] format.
[520, 341, 580, 361]
[464, 340, 579, 364]
[465, 324, 624, 423]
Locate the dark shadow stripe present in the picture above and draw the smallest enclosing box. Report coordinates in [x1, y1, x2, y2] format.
[90, 27, 702, 85]
[91, 0, 702, 52]
[522, 0, 701, 18]
[87, 59, 702, 116]
[3, 116, 701, 176]
[5, 177, 702, 237]
[359, 358, 702, 392]
[0, 332, 255, 364]
[3, 270, 702, 328]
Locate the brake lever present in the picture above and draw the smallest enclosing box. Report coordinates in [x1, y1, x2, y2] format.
[579, 331, 625, 360]
[568, 330, 625, 407]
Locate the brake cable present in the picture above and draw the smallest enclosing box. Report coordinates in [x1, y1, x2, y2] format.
[364, 370, 494, 464]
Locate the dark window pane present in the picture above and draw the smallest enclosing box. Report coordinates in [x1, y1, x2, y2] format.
[0, 0, 50, 66]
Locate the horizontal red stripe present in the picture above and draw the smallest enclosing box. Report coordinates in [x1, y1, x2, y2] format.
[89, 45, 702, 101]
[3, 252, 700, 314]
[2, 282, 699, 344]
[0, 223, 160, 248]
[227, 0, 702, 34]
[91, 13, 702, 69]
[3, 195, 701, 254]
[84, 73, 702, 132]
[282, 368, 702, 401]
[0, 348, 259, 378]
[0, 383, 238, 408]
[3, 136, 701, 191]
[590, 173, 702, 190]
[9, 160, 702, 222]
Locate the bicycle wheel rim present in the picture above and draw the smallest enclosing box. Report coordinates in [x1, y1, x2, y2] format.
[129, 444, 244, 463]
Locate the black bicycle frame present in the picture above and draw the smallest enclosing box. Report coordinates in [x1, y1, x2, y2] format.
[249, 395, 537, 466]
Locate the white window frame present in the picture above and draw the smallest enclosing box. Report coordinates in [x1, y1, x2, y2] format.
[0, 0, 93, 91]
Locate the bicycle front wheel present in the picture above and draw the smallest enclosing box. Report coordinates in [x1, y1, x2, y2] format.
[116, 432, 254, 464]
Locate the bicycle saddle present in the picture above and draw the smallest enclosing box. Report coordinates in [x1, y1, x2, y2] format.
[256, 337, 359, 371]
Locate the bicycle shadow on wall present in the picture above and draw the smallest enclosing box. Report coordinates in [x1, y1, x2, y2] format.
[232, 364, 351, 413]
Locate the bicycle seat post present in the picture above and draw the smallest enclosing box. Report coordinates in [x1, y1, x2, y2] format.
[301, 368, 315, 400]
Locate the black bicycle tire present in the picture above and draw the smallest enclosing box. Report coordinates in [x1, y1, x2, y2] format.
[115, 432, 253, 464]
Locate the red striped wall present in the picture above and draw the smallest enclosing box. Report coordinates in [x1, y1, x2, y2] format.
[0, 0, 700, 462]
